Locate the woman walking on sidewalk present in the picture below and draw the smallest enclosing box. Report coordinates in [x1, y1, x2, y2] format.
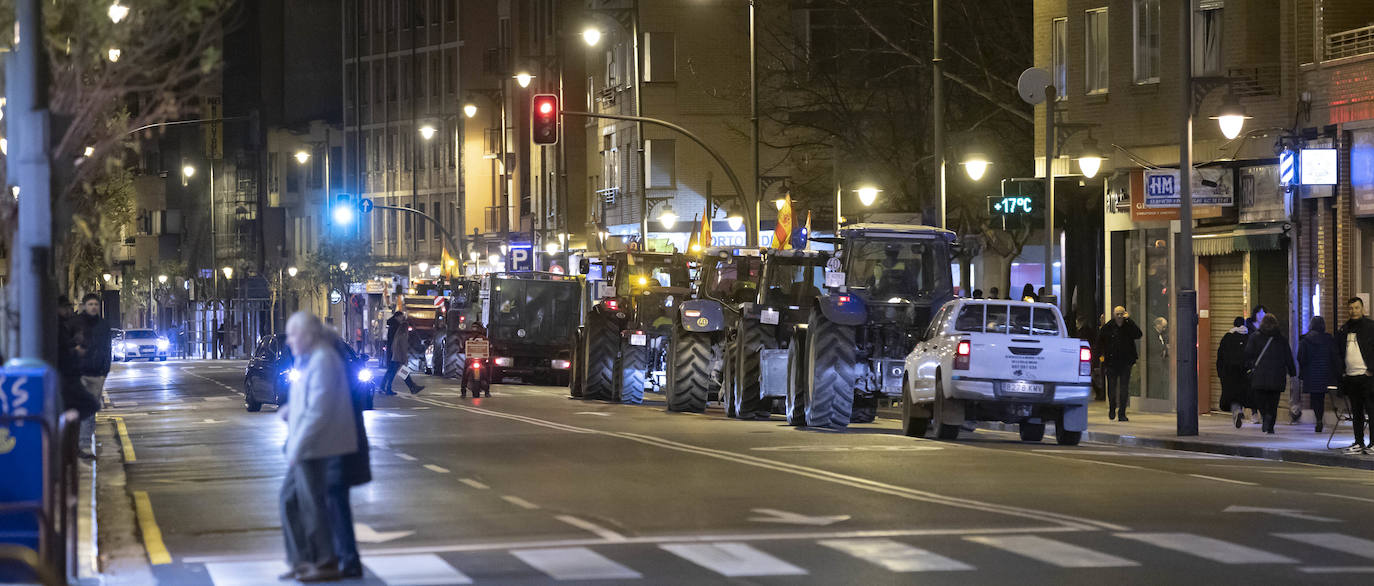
[1217, 316, 1251, 427]
[1245, 315, 1296, 434]
[1298, 316, 1340, 433]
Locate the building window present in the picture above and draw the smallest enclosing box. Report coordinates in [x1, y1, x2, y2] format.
[644, 32, 676, 83]
[602, 133, 619, 191]
[416, 203, 427, 240]
[1084, 8, 1109, 94]
[1193, 4, 1224, 76]
[1051, 17, 1067, 100]
[645, 139, 676, 189]
[1133, 0, 1160, 84]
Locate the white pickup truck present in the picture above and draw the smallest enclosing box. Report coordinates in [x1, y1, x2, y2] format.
[901, 299, 1092, 445]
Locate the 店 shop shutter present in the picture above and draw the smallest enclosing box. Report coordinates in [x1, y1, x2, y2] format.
[1207, 253, 1246, 408]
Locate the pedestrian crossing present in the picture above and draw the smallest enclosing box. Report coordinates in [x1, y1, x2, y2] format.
[183, 531, 1374, 584]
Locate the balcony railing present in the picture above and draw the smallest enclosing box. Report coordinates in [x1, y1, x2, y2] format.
[1327, 24, 1374, 61]
[1227, 65, 1281, 98]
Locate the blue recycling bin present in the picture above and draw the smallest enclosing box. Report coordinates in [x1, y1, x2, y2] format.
[0, 363, 59, 579]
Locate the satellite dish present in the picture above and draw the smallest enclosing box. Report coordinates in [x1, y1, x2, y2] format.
[1018, 67, 1054, 105]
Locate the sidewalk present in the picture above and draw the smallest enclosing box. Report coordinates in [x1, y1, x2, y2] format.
[980, 402, 1374, 470]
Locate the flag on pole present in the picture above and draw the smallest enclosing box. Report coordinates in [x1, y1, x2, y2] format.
[791, 210, 812, 250]
[686, 214, 702, 254]
[441, 248, 457, 278]
[773, 195, 794, 250]
[700, 211, 712, 249]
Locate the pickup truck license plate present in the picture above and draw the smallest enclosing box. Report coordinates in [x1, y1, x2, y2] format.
[1002, 381, 1044, 394]
[630, 333, 648, 346]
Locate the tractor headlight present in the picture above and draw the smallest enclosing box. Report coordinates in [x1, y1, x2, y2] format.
[156, 338, 170, 351]
[357, 367, 375, 383]
[285, 368, 301, 383]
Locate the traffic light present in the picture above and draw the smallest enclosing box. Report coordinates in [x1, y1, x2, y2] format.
[532, 94, 559, 145]
[332, 193, 356, 226]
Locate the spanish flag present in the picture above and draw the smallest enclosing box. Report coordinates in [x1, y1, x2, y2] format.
[773, 195, 794, 250]
[441, 247, 458, 278]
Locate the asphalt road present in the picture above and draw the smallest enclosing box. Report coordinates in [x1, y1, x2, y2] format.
[99, 359, 1374, 585]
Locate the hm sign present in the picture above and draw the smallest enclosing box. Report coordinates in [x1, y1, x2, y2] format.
[1145, 172, 1179, 204]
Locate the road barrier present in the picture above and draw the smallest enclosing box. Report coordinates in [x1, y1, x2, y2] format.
[0, 364, 79, 584]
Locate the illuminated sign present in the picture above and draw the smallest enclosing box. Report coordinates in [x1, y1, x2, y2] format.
[1300, 148, 1338, 185]
[990, 196, 1034, 214]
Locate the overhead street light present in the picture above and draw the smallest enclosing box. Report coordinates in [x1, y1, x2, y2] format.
[182, 165, 195, 178]
[1210, 95, 1252, 140]
[582, 28, 602, 46]
[338, 262, 349, 271]
[514, 72, 534, 88]
[108, 2, 129, 23]
[463, 103, 477, 118]
[294, 150, 310, 164]
[961, 152, 991, 181]
[102, 273, 112, 283]
[1076, 138, 1106, 179]
[107, 48, 121, 63]
[221, 266, 233, 280]
[856, 186, 880, 207]
[727, 215, 744, 231]
[287, 266, 298, 277]
[157, 274, 168, 285]
[418, 262, 429, 273]
[419, 125, 437, 140]
[658, 204, 678, 229]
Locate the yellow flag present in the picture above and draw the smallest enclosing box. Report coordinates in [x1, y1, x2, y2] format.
[773, 196, 793, 250]
[440, 248, 457, 278]
[700, 211, 712, 249]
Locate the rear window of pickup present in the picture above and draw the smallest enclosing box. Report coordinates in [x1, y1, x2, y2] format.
[953, 303, 1061, 336]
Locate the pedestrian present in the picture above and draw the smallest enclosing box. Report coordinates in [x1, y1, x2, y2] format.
[277, 311, 358, 583]
[1217, 316, 1252, 427]
[1021, 284, 1037, 302]
[989, 286, 1000, 300]
[384, 315, 425, 395]
[325, 336, 371, 579]
[1245, 314, 1296, 434]
[972, 288, 984, 299]
[76, 293, 112, 446]
[56, 296, 100, 458]
[1152, 317, 1169, 360]
[1337, 297, 1374, 455]
[1298, 316, 1339, 433]
[1097, 306, 1143, 421]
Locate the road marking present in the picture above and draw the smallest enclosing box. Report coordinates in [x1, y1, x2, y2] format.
[820, 538, 973, 572]
[1032, 448, 1224, 459]
[1116, 533, 1296, 564]
[748, 508, 850, 526]
[575, 411, 612, 416]
[180, 525, 1081, 564]
[395, 453, 418, 461]
[966, 535, 1137, 568]
[401, 396, 1126, 532]
[363, 553, 472, 584]
[1224, 506, 1339, 523]
[511, 547, 642, 581]
[555, 515, 627, 542]
[1276, 533, 1374, 559]
[423, 464, 450, 474]
[459, 478, 490, 490]
[204, 560, 289, 586]
[753, 445, 942, 452]
[200, 418, 226, 424]
[1188, 474, 1258, 486]
[131, 491, 171, 565]
[1298, 566, 1374, 573]
[502, 496, 541, 510]
[113, 417, 136, 462]
[354, 524, 416, 543]
[661, 543, 806, 577]
[1318, 492, 1374, 505]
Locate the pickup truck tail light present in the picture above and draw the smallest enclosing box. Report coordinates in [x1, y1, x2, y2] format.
[1079, 346, 1092, 376]
[953, 340, 971, 370]
[494, 356, 514, 367]
[603, 299, 619, 311]
[551, 359, 571, 370]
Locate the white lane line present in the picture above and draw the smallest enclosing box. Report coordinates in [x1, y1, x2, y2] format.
[458, 478, 490, 490]
[1276, 533, 1374, 560]
[511, 547, 642, 581]
[363, 553, 472, 585]
[820, 538, 973, 572]
[966, 535, 1137, 568]
[554, 515, 627, 542]
[1187, 474, 1259, 486]
[660, 543, 807, 577]
[423, 464, 450, 474]
[403, 395, 1127, 532]
[204, 560, 291, 586]
[1298, 566, 1374, 574]
[395, 453, 418, 462]
[502, 496, 541, 510]
[1318, 492, 1374, 505]
[1116, 533, 1296, 564]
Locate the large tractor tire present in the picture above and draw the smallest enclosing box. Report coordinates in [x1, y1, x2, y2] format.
[582, 313, 619, 401]
[735, 318, 776, 420]
[665, 325, 714, 413]
[721, 337, 738, 418]
[804, 310, 857, 429]
[784, 335, 808, 426]
[616, 341, 649, 405]
[568, 330, 584, 398]
[851, 395, 878, 424]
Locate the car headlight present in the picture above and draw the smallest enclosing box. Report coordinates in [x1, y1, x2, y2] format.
[124, 342, 137, 351]
[285, 368, 301, 383]
[357, 368, 374, 383]
[494, 357, 513, 367]
[156, 338, 170, 350]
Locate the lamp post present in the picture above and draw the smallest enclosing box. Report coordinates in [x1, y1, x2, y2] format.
[837, 186, 880, 227]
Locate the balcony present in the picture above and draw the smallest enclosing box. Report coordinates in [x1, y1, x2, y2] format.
[1326, 24, 1374, 61]
[1227, 65, 1281, 98]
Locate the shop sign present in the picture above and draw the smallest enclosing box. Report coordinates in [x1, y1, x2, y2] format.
[1128, 170, 1225, 222]
[1300, 149, 1338, 185]
[1354, 131, 1374, 217]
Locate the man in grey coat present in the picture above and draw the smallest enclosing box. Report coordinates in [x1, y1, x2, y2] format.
[278, 312, 358, 582]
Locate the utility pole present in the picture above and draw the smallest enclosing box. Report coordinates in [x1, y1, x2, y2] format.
[1176, 0, 1199, 436]
[933, 0, 946, 229]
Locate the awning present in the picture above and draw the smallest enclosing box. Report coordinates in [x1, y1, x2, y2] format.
[1192, 226, 1286, 256]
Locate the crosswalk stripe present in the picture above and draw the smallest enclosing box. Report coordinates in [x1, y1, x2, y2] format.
[659, 543, 807, 577]
[363, 553, 472, 585]
[820, 538, 973, 572]
[511, 547, 642, 581]
[204, 560, 290, 586]
[1276, 533, 1374, 560]
[965, 535, 1138, 568]
[1116, 533, 1296, 564]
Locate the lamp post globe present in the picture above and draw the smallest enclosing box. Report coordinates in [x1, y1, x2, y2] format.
[856, 186, 880, 207]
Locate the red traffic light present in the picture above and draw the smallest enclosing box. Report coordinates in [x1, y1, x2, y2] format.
[532, 93, 559, 145]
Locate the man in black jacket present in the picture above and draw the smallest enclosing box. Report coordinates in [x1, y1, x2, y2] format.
[1097, 306, 1143, 422]
[75, 294, 112, 458]
[1337, 297, 1374, 455]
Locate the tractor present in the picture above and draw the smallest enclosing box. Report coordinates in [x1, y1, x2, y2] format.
[663, 248, 762, 413]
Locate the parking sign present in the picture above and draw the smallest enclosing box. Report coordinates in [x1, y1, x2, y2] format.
[509, 245, 533, 272]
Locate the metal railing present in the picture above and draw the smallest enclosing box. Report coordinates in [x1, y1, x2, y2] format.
[1326, 24, 1374, 61]
[1227, 65, 1281, 98]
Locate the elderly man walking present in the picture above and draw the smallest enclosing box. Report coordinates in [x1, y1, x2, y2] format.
[278, 312, 357, 582]
[1097, 306, 1143, 422]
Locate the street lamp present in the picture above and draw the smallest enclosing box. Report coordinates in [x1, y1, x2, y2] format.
[338, 262, 349, 271]
[513, 72, 534, 88]
[545, 242, 560, 255]
[463, 103, 477, 118]
[961, 152, 991, 181]
[418, 262, 429, 273]
[108, 1, 129, 23]
[418, 125, 437, 140]
[856, 186, 880, 207]
[287, 266, 298, 278]
[221, 266, 233, 280]
[182, 164, 195, 178]
[294, 150, 310, 164]
[582, 28, 602, 46]
[727, 214, 744, 231]
[102, 273, 112, 283]
[157, 274, 168, 285]
[657, 204, 678, 229]
[1210, 95, 1252, 140]
[107, 48, 121, 63]
[1075, 138, 1107, 179]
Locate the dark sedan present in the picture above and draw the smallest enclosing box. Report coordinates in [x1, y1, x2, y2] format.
[244, 334, 377, 412]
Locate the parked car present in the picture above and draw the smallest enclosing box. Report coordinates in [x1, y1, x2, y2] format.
[902, 299, 1092, 445]
[115, 329, 170, 361]
[244, 333, 377, 412]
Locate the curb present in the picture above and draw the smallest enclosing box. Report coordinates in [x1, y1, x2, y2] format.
[92, 417, 156, 584]
[978, 421, 1374, 471]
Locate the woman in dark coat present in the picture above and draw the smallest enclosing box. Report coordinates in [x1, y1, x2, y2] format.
[1020, 283, 1037, 302]
[1298, 316, 1339, 433]
[1216, 316, 1251, 426]
[1245, 315, 1297, 434]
